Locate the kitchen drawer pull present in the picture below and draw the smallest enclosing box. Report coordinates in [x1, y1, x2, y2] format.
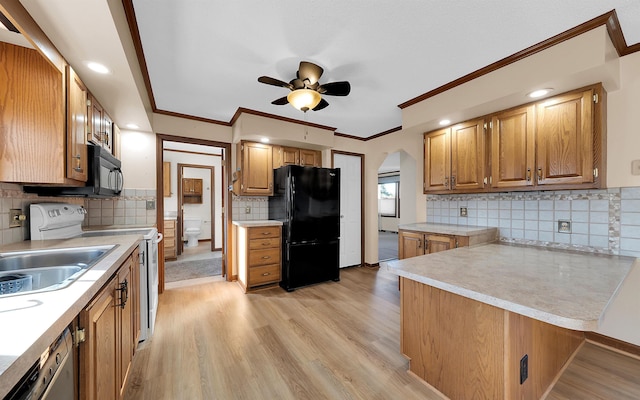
[261, 232, 272, 235]
[262, 272, 270, 276]
[262, 256, 271, 259]
[262, 242, 271, 246]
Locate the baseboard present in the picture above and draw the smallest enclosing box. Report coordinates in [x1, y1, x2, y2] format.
[585, 332, 640, 358]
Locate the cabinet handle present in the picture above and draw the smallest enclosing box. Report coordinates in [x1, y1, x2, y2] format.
[262, 256, 271, 259]
[537, 167, 543, 182]
[262, 242, 271, 246]
[73, 154, 83, 173]
[444, 177, 449, 188]
[451, 176, 456, 189]
[262, 232, 271, 236]
[262, 272, 271, 276]
[526, 168, 531, 182]
[417, 239, 421, 249]
[115, 279, 128, 309]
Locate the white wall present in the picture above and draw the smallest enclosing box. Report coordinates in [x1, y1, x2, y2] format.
[120, 129, 156, 189]
[163, 150, 223, 249]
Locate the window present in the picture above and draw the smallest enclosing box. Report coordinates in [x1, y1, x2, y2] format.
[378, 181, 399, 217]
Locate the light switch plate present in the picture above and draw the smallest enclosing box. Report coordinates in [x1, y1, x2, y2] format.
[632, 159, 640, 176]
[460, 207, 468, 217]
[146, 200, 156, 210]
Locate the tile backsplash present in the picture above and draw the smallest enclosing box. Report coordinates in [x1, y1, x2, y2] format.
[427, 187, 640, 258]
[232, 196, 269, 221]
[0, 183, 156, 246]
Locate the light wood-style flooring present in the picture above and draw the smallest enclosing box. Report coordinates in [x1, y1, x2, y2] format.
[125, 267, 640, 399]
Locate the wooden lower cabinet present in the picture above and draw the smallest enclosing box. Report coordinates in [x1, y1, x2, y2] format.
[79, 249, 139, 400]
[401, 278, 584, 399]
[398, 230, 465, 259]
[235, 224, 282, 292]
[163, 219, 177, 260]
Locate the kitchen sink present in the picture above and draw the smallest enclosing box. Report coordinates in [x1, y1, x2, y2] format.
[0, 245, 115, 297]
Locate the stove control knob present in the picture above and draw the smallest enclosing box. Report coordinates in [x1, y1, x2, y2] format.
[48, 210, 56, 217]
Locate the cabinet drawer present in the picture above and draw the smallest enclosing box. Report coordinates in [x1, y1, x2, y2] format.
[248, 248, 280, 267]
[249, 237, 280, 250]
[164, 237, 175, 249]
[248, 264, 280, 287]
[164, 227, 175, 238]
[248, 226, 280, 240]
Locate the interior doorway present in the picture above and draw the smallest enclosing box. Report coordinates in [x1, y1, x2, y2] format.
[177, 164, 216, 254]
[156, 135, 231, 293]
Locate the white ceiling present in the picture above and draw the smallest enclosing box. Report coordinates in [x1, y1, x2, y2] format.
[15, 1, 640, 139]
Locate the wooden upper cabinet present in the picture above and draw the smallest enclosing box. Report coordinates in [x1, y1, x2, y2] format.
[300, 149, 322, 167]
[424, 118, 484, 193]
[536, 88, 595, 186]
[66, 65, 89, 182]
[424, 128, 451, 192]
[273, 146, 321, 168]
[450, 119, 485, 191]
[0, 42, 76, 184]
[238, 141, 273, 195]
[491, 105, 535, 189]
[88, 94, 103, 146]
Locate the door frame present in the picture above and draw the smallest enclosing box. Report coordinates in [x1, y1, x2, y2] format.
[156, 134, 232, 293]
[331, 150, 365, 268]
[177, 163, 216, 254]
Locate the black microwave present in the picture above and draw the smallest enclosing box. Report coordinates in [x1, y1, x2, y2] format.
[25, 145, 124, 198]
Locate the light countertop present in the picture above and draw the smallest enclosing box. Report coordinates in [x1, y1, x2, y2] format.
[232, 220, 283, 227]
[383, 243, 637, 331]
[0, 235, 142, 398]
[398, 222, 498, 237]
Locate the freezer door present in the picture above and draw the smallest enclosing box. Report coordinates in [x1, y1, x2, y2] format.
[282, 241, 340, 291]
[289, 166, 340, 243]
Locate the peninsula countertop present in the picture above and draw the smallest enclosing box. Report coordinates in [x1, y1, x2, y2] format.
[0, 235, 142, 398]
[232, 220, 283, 227]
[384, 243, 637, 331]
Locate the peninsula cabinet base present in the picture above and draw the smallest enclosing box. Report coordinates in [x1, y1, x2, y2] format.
[400, 278, 584, 400]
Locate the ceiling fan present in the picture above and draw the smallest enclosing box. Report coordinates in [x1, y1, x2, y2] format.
[258, 61, 351, 112]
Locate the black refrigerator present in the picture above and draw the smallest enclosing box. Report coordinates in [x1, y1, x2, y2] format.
[269, 165, 340, 291]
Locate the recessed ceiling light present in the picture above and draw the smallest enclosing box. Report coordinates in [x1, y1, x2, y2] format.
[260, 137, 270, 143]
[528, 88, 553, 98]
[126, 123, 139, 129]
[439, 119, 451, 126]
[86, 61, 109, 74]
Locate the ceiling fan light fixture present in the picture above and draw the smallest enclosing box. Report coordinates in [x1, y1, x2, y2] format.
[287, 89, 321, 112]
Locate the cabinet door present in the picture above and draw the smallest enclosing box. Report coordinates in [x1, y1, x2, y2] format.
[300, 149, 321, 167]
[450, 118, 485, 191]
[282, 147, 300, 165]
[193, 179, 203, 195]
[491, 105, 535, 188]
[80, 276, 118, 400]
[163, 162, 171, 197]
[399, 231, 425, 259]
[118, 257, 134, 399]
[182, 178, 194, 193]
[88, 95, 103, 146]
[425, 234, 456, 254]
[103, 112, 113, 153]
[536, 88, 594, 186]
[241, 141, 273, 195]
[424, 128, 451, 192]
[66, 65, 89, 182]
[0, 43, 65, 183]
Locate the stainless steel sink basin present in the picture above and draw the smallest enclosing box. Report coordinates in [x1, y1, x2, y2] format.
[0, 245, 115, 297]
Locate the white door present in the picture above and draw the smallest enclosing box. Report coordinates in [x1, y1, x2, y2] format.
[334, 153, 362, 268]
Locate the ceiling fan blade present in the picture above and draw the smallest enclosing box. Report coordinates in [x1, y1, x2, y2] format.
[312, 98, 329, 111]
[318, 81, 351, 96]
[298, 61, 324, 85]
[258, 76, 293, 90]
[271, 96, 289, 105]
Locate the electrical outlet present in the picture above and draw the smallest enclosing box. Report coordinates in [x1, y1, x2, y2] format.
[557, 220, 571, 233]
[460, 207, 468, 217]
[9, 209, 25, 228]
[245, 206, 251, 214]
[520, 354, 528, 384]
[146, 200, 156, 210]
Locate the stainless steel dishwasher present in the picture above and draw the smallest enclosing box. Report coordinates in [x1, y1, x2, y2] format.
[5, 326, 74, 400]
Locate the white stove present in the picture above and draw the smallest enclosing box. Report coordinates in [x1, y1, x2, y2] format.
[30, 203, 161, 341]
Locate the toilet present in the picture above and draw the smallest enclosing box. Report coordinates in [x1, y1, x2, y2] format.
[183, 218, 202, 248]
